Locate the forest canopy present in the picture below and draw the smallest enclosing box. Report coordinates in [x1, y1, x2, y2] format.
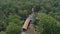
[0, 0, 60, 34]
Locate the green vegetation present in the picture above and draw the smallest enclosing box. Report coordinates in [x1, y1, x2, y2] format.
[35, 13, 60, 34]
[0, 0, 60, 34]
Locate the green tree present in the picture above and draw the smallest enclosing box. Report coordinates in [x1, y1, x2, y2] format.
[0, 31, 6, 34]
[6, 14, 23, 34]
[6, 23, 20, 34]
[35, 13, 60, 34]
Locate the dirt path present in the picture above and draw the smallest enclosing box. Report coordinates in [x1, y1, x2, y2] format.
[26, 24, 35, 34]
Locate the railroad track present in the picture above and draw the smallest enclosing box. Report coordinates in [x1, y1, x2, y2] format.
[21, 6, 39, 34]
[21, 14, 36, 34]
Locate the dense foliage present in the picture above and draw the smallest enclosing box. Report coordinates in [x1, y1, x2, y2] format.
[35, 13, 60, 34]
[0, 0, 60, 34]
